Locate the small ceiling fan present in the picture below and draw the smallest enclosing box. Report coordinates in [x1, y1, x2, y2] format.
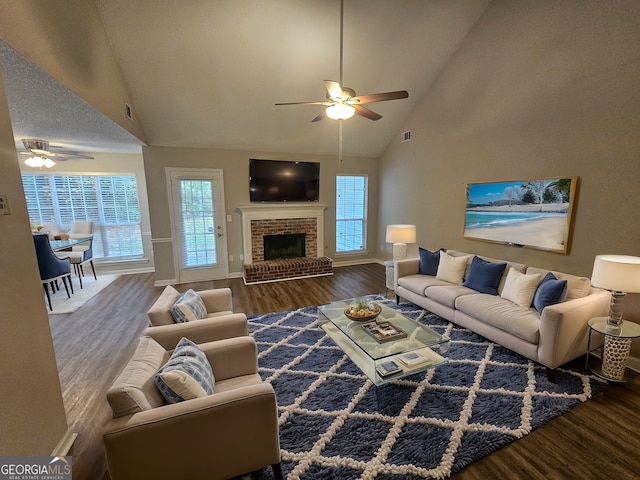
[19, 139, 94, 167]
[275, 0, 408, 122]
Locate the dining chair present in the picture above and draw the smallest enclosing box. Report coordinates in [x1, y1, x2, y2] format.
[56, 221, 97, 288]
[33, 234, 74, 311]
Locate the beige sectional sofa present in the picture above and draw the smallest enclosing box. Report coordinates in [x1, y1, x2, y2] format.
[394, 249, 611, 376]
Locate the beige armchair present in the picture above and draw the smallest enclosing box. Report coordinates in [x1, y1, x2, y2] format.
[104, 335, 283, 480]
[146, 285, 248, 349]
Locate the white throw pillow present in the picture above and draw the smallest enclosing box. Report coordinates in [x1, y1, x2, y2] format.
[436, 251, 469, 285]
[500, 268, 542, 308]
[170, 289, 207, 323]
[154, 337, 215, 404]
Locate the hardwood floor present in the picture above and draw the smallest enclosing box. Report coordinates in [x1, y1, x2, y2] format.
[48, 264, 640, 480]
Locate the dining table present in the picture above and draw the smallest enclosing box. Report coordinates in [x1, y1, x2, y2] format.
[47, 237, 92, 251]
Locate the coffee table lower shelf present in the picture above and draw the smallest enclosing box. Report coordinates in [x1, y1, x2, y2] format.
[321, 321, 447, 386]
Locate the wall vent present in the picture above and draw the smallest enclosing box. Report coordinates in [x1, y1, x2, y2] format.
[401, 131, 412, 142]
[125, 103, 133, 121]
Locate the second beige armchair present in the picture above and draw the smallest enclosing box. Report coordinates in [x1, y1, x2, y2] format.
[146, 285, 248, 349]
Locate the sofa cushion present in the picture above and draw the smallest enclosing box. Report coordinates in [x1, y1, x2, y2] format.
[171, 289, 207, 323]
[500, 268, 543, 308]
[532, 272, 568, 313]
[418, 247, 442, 275]
[155, 337, 215, 404]
[107, 336, 169, 418]
[447, 251, 527, 293]
[526, 267, 590, 300]
[463, 256, 507, 295]
[425, 285, 478, 309]
[398, 274, 453, 297]
[436, 251, 470, 284]
[455, 294, 541, 344]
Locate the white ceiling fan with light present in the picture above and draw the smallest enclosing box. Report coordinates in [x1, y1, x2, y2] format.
[275, 0, 409, 122]
[19, 139, 94, 168]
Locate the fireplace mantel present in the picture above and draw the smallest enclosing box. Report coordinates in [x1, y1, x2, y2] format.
[236, 204, 328, 264]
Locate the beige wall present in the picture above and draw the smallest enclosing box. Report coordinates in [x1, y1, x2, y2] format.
[379, 0, 640, 355]
[0, 64, 68, 454]
[18, 152, 155, 275]
[0, 0, 146, 143]
[143, 146, 378, 282]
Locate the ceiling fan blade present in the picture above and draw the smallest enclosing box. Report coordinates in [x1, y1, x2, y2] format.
[350, 90, 409, 105]
[57, 153, 94, 160]
[353, 104, 382, 121]
[324, 80, 344, 101]
[275, 101, 333, 106]
[311, 110, 327, 122]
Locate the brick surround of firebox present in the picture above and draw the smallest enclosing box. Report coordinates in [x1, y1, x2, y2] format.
[237, 204, 332, 284]
[250, 218, 317, 262]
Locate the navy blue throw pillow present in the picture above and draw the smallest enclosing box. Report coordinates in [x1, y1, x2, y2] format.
[418, 248, 442, 276]
[532, 272, 568, 313]
[463, 256, 507, 295]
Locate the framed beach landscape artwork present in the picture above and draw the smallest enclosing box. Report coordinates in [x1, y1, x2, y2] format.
[464, 177, 578, 253]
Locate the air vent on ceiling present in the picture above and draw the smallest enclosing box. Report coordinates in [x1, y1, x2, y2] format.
[125, 103, 133, 121]
[401, 131, 412, 142]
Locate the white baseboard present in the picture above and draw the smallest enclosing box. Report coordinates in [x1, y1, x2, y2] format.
[51, 429, 77, 456]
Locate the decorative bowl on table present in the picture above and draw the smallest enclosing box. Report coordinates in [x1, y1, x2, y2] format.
[344, 301, 382, 322]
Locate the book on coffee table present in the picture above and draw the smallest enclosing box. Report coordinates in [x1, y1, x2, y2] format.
[397, 350, 430, 367]
[376, 360, 402, 377]
[362, 321, 407, 343]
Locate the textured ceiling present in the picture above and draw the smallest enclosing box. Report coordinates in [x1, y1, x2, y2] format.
[1, 0, 491, 158]
[0, 41, 144, 154]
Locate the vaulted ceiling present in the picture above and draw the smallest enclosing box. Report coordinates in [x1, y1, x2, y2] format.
[1, 0, 491, 158]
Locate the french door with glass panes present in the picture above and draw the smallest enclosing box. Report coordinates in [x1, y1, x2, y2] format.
[168, 168, 228, 282]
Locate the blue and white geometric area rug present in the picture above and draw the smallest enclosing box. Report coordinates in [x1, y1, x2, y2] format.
[247, 296, 607, 480]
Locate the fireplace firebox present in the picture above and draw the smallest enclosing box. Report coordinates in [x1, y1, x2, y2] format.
[263, 233, 306, 261]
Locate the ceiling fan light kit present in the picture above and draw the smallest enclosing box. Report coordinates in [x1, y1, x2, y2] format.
[24, 155, 55, 168]
[326, 103, 355, 120]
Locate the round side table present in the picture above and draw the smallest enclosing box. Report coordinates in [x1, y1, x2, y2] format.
[585, 317, 640, 382]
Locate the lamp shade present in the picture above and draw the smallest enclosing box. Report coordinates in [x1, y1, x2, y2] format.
[591, 255, 640, 293]
[385, 224, 417, 244]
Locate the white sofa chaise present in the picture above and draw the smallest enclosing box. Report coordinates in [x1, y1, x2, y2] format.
[394, 249, 611, 378]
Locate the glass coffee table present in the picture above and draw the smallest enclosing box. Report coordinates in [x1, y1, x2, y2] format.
[318, 295, 449, 386]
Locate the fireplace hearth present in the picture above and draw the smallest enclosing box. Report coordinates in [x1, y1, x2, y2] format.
[264, 233, 306, 260]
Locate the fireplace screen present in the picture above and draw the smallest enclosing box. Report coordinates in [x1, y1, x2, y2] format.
[264, 233, 306, 260]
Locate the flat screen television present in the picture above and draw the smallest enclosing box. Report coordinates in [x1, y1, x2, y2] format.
[249, 159, 320, 202]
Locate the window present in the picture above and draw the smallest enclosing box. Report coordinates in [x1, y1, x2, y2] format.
[22, 173, 144, 260]
[336, 175, 367, 253]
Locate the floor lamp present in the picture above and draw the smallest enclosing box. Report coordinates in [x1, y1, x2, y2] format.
[385, 225, 416, 261]
[590, 254, 640, 379]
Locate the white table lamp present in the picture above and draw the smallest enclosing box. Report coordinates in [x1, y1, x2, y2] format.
[386, 224, 416, 261]
[591, 254, 640, 328]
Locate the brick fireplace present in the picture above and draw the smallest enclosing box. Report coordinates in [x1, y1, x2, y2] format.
[237, 204, 333, 283]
